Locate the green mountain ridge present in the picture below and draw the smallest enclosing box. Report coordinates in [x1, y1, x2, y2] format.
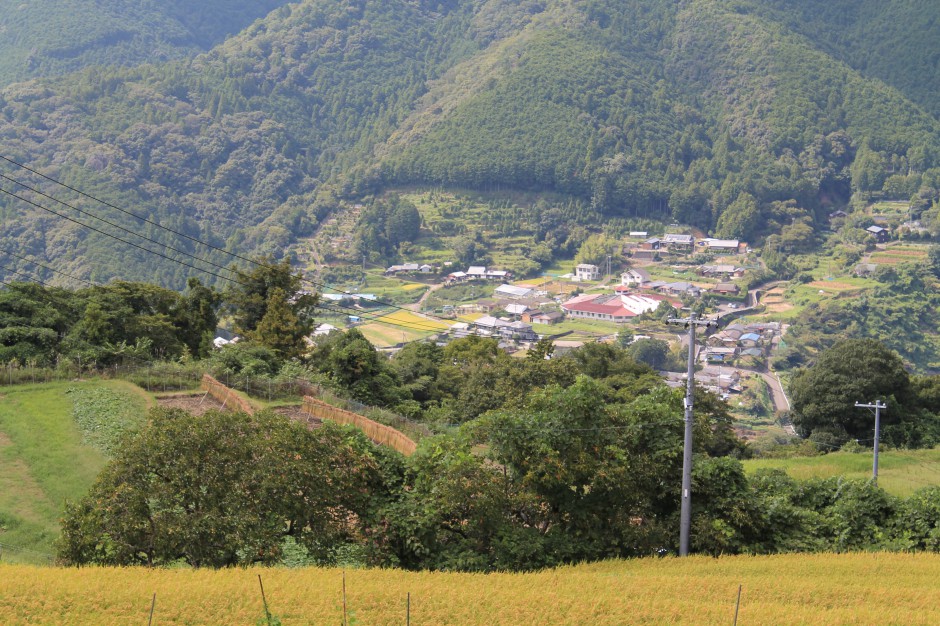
[0, 0, 293, 87]
[0, 0, 938, 287]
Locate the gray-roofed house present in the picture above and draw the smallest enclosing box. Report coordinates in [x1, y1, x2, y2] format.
[866, 225, 890, 243]
[494, 284, 535, 300]
[662, 233, 694, 249]
[621, 268, 652, 286]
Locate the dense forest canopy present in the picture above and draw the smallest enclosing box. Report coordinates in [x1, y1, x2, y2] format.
[0, 0, 938, 287]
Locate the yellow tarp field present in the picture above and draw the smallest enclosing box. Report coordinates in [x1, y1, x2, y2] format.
[4, 553, 940, 624]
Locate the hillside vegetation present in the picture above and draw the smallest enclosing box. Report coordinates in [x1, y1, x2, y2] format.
[4, 553, 940, 624]
[1, 0, 939, 287]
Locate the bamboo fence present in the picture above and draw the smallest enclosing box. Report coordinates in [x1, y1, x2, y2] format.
[301, 395, 418, 456]
[200, 374, 257, 414]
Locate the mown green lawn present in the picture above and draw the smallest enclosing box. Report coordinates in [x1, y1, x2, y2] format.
[743, 447, 940, 497]
[0, 380, 149, 563]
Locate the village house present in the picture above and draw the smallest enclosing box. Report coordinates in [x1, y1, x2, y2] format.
[712, 282, 740, 295]
[621, 268, 652, 286]
[697, 238, 748, 254]
[639, 237, 662, 251]
[739, 332, 762, 348]
[575, 264, 601, 281]
[699, 264, 745, 279]
[494, 284, 535, 300]
[659, 282, 702, 298]
[385, 263, 418, 275]
[470, 316, 537, 341]
[698, 366, 743, 394]
[866, 225, 890, 243]
[524, 310, 564, 325]
[384, 263, 434, 275]
[504, 303, 528, 316]
[705, 346, 737, 363]
[662, 233, 694, 250]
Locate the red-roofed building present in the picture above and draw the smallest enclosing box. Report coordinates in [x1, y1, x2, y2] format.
[561, 294, 637, 323]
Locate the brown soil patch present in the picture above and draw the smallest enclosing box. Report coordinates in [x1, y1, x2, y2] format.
[273, 405, 321, 430]
[880, 249, 926, 257]
[765, 302, 795, 313]
[156, 393, 230, 416]
[809, 281, 857, 290]
[0, 431, 11, 446]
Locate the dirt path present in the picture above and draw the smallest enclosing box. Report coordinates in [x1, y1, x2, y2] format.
[408, 281, 443, 311]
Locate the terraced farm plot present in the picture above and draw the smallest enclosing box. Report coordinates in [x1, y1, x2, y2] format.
[807, 280, 865, 292]
[871, 248, 928, 265]
[6, 553, 940, 624]
[760, 286, 792, 313]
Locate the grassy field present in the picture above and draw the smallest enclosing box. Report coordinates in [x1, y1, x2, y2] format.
[0, 380, 150, 563]
[743, 447, 940, 497]
[4, 553, 940, 624]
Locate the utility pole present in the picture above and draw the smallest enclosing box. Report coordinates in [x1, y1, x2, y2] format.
[855, 400, 887, 483]
[667, 311, 717, 556]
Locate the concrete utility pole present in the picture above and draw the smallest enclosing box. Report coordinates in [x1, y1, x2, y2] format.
[855, 400, 887, 483]
[667, 311, 717, 556]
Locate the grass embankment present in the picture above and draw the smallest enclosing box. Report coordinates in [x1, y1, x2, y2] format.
[0, 381, 149, 563]
[743, 447, 940, 497]
[4, 553, 940, 624]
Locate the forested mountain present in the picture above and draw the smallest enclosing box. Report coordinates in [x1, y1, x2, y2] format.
[0, 0, 292, 87]
[744, 0, 940, 120]
[1, 0, 939, 287]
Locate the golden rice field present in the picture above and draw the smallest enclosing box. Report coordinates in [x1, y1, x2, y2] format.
[357, 311, 450, 347]
[4, 553, 940, 625]
[377, 310, 450, 331]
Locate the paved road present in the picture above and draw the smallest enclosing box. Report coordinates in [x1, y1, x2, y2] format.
[737, 365, 797, 435]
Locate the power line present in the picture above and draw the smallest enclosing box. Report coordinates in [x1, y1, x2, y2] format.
[0, 172, 238, 280]
[0, 263, 56, 288]
[0, 157, 447, 318]
[0, 185, 241, 286]
[0, 158, 505, 337]
[0, 246, 98, 287]
[0, 177, 452, 333]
